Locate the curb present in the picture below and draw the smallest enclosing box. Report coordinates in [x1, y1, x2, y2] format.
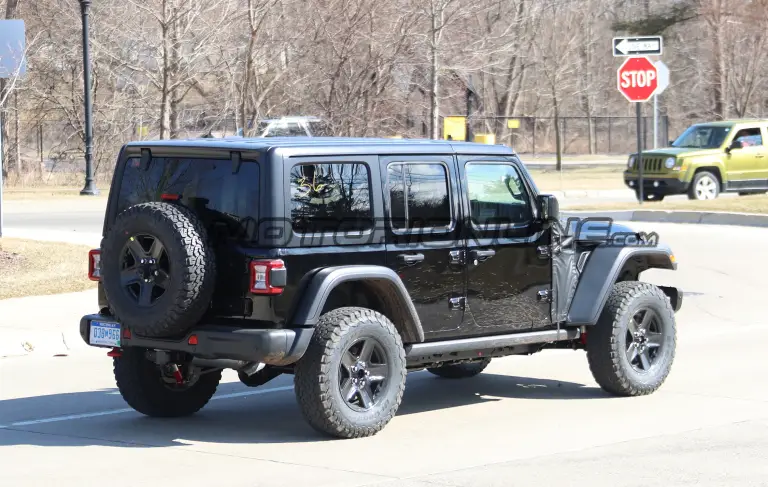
[563, 209, 768, 228]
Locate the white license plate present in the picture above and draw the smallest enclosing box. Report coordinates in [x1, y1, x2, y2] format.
[89, 321, 121, 347]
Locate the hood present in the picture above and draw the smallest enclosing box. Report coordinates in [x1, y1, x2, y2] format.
[630, 147, 720, 158]
[557, 216, 644, 244]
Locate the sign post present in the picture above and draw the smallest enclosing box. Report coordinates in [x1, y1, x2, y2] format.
[0, 19, 28, 238]
[617, 56, 659, 204]
[653, 61, 670, 148]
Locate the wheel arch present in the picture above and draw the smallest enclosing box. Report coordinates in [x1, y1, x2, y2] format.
[692, 165, 725, 189]
[289, 266, 424, 343]
[567, 244, 677, 326]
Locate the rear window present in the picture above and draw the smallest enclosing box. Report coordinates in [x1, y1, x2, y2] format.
[116, 157, 260, 242]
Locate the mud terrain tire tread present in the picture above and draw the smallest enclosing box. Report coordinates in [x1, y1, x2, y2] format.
[114, 348, 221, 417]
[294, 307, 406, 439]
[587, 281, 676, 397]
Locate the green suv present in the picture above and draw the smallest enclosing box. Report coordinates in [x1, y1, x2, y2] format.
[624, 120, 768, 200]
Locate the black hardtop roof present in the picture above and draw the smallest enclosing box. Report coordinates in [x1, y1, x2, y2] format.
[124, 136, 517, 156]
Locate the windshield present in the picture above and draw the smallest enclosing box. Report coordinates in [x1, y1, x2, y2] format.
[671, 125, 731, 149]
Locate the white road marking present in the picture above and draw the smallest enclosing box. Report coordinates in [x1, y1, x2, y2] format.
[0, 385, 295, 430]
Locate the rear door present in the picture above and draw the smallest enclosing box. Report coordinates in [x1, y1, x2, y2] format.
[381, 155, 466, 340]
[459, 156, 552, 333]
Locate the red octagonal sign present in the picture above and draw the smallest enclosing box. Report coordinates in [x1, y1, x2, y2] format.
[617, 56, 658, 102]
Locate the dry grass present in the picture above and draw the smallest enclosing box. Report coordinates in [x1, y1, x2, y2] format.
[0, 238, 97, 300]
[528, 166, 626, 191]
[564, 194, 768, 214]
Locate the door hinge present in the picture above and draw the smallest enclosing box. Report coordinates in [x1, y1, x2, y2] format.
[537, 290, 552, 303]
[449, 297, 466, 310]
[537, 245, 551, 259]
[449, 250, 464, 265]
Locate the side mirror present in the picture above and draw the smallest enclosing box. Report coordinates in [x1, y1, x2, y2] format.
[668, 140, 675, 147]
[538, 194, 560, 223]
[727, 140, 742, 153]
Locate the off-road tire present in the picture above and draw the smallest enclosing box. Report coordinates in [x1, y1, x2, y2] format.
[687, 171, 720, 200]
[294, 307, 406, 439]
[586, 281, 676, 396]
[101, 202, 216, 338]
[114, 348, 221, 417]
[427, 359, 491, 379]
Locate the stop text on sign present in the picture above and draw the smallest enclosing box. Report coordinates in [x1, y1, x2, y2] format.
[617, 56, 658, 103]
[620, 69, 656, 89]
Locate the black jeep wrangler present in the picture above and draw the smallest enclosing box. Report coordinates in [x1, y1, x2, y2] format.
[81, 137, 682, 438]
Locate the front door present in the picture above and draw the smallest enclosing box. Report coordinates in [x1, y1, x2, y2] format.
[725, 126, 768, 189]
[459, 157, 552, 333]
[381, 156, 466, 339]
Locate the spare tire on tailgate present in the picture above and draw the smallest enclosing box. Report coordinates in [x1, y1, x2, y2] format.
[101, 202, 217, 338]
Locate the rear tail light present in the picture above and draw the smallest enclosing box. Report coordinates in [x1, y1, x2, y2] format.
[250, 259, 286, 295]
[88, 249, 101, 281]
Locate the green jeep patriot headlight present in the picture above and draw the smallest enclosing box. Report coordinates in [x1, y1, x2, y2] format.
[664, 157, 675, 169]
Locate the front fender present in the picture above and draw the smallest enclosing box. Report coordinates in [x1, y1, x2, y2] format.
[567, 243, 676, 326]
[289, 265, 424, 343]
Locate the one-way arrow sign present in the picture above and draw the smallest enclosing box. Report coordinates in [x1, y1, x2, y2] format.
[613, 36, 663, 57]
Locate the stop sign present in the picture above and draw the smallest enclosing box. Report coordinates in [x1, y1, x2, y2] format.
[617, 56, 658, 102]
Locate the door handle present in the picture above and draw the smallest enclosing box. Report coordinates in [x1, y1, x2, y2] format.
[470, 249, 496, 263]
[397, 253, 425, 265]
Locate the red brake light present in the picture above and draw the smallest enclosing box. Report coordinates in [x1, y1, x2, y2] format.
[88, 249, 101, 281]
[161, 193, 180, 201]
[250, 260, 286, 295]
[188, 334, 198, 345]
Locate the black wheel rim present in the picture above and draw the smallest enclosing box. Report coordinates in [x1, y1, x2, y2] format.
[339, 337, 389, 412]
[120, 234, 171, 307]
[625, 308, 665, 373]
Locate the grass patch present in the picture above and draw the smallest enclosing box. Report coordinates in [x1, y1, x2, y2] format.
[564, 194, 768, 214]
[0, 238, 97, 300]
[528, 166, 627, 191]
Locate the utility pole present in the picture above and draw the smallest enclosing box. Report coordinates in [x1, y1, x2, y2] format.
[79, 0, 99, 195]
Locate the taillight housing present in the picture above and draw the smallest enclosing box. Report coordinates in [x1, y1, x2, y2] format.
[249, 259, 286, 295]
[88, 249, 101, 281]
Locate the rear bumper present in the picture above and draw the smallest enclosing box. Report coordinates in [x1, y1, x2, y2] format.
[79, 314, 313, 366]
[623, 174, 688, 195]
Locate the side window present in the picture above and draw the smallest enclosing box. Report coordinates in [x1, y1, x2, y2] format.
[290, 163, 372, 234]
[387, 163, 452, 231]
[733, 128, 763, 148]
[466, 163, 533, 227]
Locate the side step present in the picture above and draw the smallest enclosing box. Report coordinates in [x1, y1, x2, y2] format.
[405, 328, 579, 363]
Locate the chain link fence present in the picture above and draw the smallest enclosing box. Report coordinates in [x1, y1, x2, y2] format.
[455, 115, 677, 156]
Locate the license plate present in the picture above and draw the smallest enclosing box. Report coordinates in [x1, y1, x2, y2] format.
[89, 321, 121, 347]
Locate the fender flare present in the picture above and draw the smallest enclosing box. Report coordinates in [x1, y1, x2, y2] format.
[567, 244, 677, 326]
[289, 265, 424, 343]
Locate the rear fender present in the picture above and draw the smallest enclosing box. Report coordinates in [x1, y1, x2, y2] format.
[289, 265, 424, 343]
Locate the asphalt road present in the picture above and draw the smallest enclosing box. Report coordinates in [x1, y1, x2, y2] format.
[1, 222, 767, 486]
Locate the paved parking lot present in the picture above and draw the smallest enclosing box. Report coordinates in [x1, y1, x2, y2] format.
[1, 222, 767, 486]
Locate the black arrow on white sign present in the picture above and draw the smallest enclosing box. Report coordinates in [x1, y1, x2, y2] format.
[613, 36, 663, 57]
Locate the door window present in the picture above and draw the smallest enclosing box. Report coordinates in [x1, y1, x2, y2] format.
[732, 128, 763, 148]
[465, 163, 533, 227]
[387, 163, 452, 231]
